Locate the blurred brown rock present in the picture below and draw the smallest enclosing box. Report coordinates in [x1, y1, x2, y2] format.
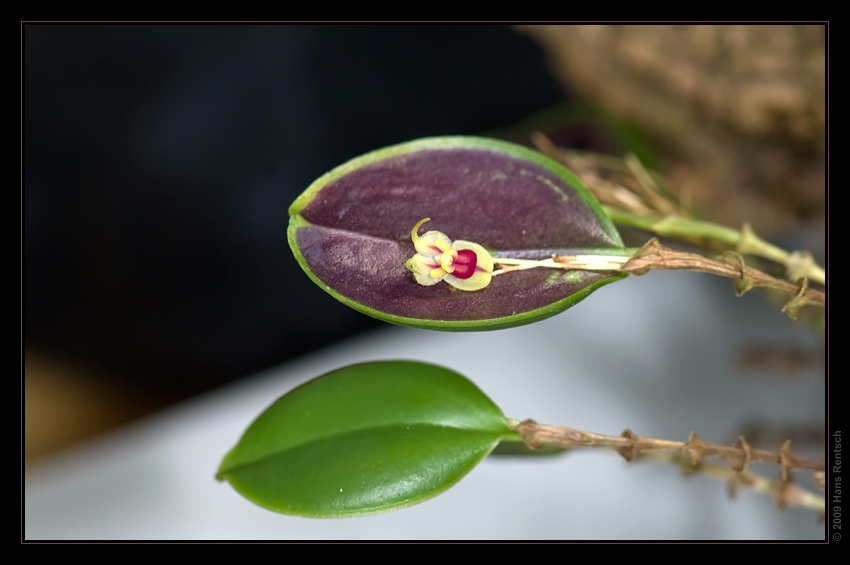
[519, 24, 825, 237]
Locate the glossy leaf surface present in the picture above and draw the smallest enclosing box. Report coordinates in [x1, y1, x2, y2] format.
[289, 136, 626, 330]
[217, 361, 516, 518]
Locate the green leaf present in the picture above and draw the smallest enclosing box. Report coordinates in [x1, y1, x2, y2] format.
[490, 442, 570, 457]
[288, 136, 626, 331]
[217, 361, 516, 518]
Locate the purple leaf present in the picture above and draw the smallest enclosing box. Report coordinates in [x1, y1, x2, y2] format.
[288, 137, 625, 330]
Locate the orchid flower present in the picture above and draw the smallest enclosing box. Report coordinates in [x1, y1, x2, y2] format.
[405, 218, 494, 291]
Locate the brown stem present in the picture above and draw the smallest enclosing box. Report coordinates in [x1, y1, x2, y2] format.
[511, 420, 823, 472]
[510, 419, 825, 514]
[642, 452, 825, 515]
[531, 135, 826, 287]
[575, 238, 825, 319]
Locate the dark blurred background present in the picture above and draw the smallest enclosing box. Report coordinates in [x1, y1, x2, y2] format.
[24, 24, 825, 463]
[24, 25, 574, 460]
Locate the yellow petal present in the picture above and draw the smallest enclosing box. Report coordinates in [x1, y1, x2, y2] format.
[439, 248, 458, 273]
[406, 253, 446, 286]
[410, 218, 452, 257]
[444, 270, 491, 291]
[434, 239, 452, 253]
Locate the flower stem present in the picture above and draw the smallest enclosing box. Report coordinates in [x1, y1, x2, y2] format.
[492, 254, 631, 275]
[490, 239, 824, 319]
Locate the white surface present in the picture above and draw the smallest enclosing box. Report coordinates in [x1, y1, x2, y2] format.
[24, 271, 825, 540]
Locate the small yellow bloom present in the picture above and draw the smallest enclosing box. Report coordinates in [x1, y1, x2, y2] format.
[405, 218, 493, 291]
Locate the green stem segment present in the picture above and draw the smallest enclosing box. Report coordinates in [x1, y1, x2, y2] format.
[603, 207, 825, 286]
